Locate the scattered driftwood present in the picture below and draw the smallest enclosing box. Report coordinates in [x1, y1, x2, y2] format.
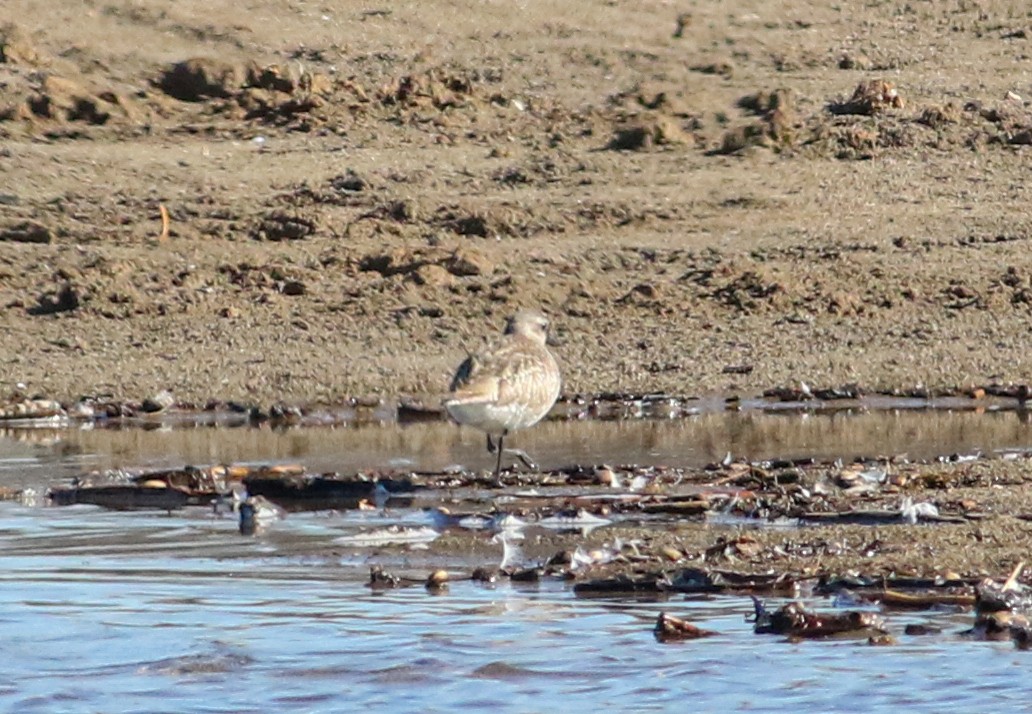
[574, 567, 805, 598]
[654, 612, 716, 642]
[47, 484, 189, 510]
[507, 566, 543, 582]
[0, 398, 65, 421]
[799, 509, 967, 526]
[864, 589, 975, 609]
[750, 597, 887, 639]
[904, 624, 943, 636]
[965, 563, 1032, 647]
[573, 573, 671, 597]
[49, 462, 418, 512]
[640, 498, 710, 515]
[668, 567, 802, 596]
[243, 473, 408, 510]
[816, 574, 976, 593]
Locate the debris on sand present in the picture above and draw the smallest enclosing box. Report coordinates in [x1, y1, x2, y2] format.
[46, 462, 413, 512]
[654, 612, 716, 642]
[0, 398, 66, 422]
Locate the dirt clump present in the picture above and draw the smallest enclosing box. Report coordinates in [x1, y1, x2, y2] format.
[157, 58, 250, 101]
[0, 23, 43, 66]
[830, 80, 905, 116]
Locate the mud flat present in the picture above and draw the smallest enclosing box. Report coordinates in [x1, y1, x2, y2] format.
[3, 1, 1032, 407]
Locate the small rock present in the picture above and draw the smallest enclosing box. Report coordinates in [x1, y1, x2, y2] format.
[868, 634, 897, 646]
[246, 63, 297, 93]
[425, 569, 449, 592]
[446, 248, 494, 277]
[29, 284, 80, 315]
[838, 53, 871, 70]
[654, 611, 716, 641]
[0, 221, 51, 244]
[27, 76, 112, 124]
[140, 390, 175, 413]
[414, 263, 456, 287]
[330, 170, 366, 193]
[304, 73, 334, 95]
[280, 279, 306, 296]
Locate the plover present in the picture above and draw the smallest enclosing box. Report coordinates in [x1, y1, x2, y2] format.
[444, 310, 561, 477]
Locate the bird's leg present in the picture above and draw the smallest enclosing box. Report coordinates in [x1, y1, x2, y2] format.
[486, 432, 536, 474]
[494, 434, 504, 478]
[485, 433, 505, 477]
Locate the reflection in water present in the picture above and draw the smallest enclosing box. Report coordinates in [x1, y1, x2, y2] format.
[3, 409, 1032, 489]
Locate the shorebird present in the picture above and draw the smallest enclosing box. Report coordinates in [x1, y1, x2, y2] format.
[238, 494, 285, 535]
[444, 310, 561, 477]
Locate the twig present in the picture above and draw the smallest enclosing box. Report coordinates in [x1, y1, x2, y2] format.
[1004, 561, 1025, 591]
[158, 204, 170, 242]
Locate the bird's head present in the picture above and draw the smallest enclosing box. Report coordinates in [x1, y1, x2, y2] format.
[504, 310, 551, 345]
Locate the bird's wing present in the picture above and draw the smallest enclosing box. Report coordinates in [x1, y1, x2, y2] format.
[448, 355, 476, 393]
[445, 354, 501, 405]
[493, 346, 559, 409]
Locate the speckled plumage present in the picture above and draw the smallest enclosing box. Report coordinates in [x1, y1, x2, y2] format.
[444, 311, 561, 474]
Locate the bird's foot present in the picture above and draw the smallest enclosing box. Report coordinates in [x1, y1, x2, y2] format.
[506, 448, 537, 471]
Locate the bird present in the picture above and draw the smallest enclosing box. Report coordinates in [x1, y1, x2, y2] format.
[443, 310, 561, 477]
[238, 494, 285, 535]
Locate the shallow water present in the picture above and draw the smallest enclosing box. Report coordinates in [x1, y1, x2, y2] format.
[2, 410, 1032, 711]
[4, 406, 1032, 489]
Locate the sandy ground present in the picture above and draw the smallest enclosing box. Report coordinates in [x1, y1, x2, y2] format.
[2, 0, 1032, 406]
